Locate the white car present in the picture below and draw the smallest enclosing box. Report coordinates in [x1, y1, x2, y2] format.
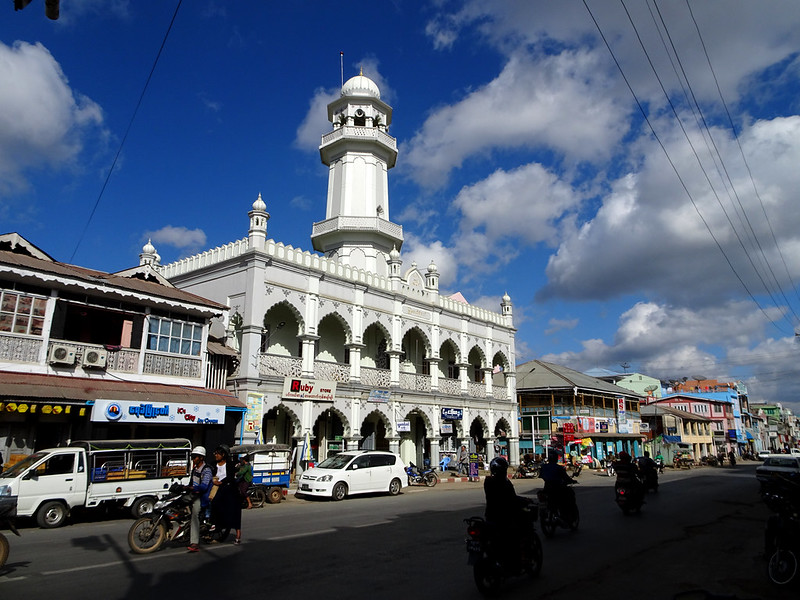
[297, 450, 407, 501]
[756, 454, 800, 487]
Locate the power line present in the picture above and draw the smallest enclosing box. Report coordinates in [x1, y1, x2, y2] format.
[69, 0, 184, 263]
[581, 0, 790, 336]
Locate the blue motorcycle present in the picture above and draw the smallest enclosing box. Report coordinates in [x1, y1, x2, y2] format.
[405, 462, 439, 487]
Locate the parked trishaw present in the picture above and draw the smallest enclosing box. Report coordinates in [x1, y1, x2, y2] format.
[230, 444, 291, 505]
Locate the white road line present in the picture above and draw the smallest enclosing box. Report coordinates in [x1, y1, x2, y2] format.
[0, 576, 27, 583]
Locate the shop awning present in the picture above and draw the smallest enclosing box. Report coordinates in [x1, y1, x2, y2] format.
[661, 435, 682, 443]
[0, 371, 243, 408]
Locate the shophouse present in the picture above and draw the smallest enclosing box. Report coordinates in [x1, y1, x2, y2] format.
[154, 73, 518, 470]
[0, 233, 242, 468]
[639, 403, 714, 462]
[516, 360, 644, 465]
[644, 394, 735, 455]
[751, 403, 799, 452]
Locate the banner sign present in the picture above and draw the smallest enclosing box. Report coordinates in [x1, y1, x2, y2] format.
[368, 389, 390, 403]
[397, 420, 411, 432]
[441, 407, 463, 420]
[282, 378, 336, 402]
[91, 399, 225, 425]
[245, 392, 264, 435]
[440, 423, 453, 434]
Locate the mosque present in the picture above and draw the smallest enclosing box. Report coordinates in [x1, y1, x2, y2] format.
[145, 72, 519, 470]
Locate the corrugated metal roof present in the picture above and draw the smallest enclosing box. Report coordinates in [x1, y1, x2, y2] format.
[516, 360, 643, 398]
[0, 372, 243, 408]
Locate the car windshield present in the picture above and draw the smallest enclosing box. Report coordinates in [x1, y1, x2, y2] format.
[317, 454, 355, 469]
[1, 451, 48, 478]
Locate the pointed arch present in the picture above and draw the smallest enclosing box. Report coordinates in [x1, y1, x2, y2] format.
[317, 312, 352, 363]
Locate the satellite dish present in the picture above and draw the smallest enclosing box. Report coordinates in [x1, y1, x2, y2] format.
[644, 385, 658, 393]
[691, 375, 706, 382]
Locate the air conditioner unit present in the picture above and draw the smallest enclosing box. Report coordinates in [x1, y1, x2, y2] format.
[49, 344, 77, 365]
[82, 348, 108, 368]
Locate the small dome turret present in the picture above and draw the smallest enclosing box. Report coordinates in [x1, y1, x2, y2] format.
[341, 74, 381, 99]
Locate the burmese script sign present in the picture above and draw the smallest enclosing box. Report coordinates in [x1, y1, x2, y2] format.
[91, 399, 226, 425]
[282, 377, 336, 402]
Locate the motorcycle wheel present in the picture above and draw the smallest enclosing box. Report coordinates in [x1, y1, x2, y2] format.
[540, 509, 556, 538]
[128, 518, 167, 554]
[249, 487, 267, 508]
[0, 532, 9, 569]
[424, 473, 438, 487]
[525, 531, 544, 578]
[473, 556, 503, 597]
[768, 549, 798, 585]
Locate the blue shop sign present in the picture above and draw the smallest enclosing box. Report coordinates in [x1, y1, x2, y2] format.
[441, 407, 463, 420]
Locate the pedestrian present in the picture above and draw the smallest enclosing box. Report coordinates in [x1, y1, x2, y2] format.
[459, 445, 469, 476]
[186, 446, 214, 553]
[236, 454, 254, 509]
[211, 445, 244, 545]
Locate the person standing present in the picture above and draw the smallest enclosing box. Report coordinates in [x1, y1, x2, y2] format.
[211, 445, 244, 545]
[458, 445, 469, 476]
[187, 446, 213, 553]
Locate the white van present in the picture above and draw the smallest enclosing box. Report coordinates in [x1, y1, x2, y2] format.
[0, 439, 190, 528]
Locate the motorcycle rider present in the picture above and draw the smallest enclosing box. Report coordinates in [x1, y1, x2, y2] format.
[613, 451, 643, 499]
[539, 452, 577, 521]
[187, 446, 214, 553]
[637, 451, 658, 490]
[484, 456, 526, 571]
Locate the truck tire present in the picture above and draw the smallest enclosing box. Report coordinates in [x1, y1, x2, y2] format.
[267, 487, 283, 504]
[37, 501, 68, 529]
[130, 496, 156, 518]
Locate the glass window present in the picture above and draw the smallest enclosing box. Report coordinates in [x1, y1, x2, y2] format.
[146, 315, 203, 356]
[0, 289, 48, 335]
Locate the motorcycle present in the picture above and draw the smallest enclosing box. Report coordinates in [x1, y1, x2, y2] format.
[464, 497, 543, 596]
[762, 483, 800, 586]
[655, 458, 665, 474]
[512, 461, 540, 479]
[128, 483, 230, 554]
[0, 495, 21, 570]
[615, 479, 644, 515]
[537, 480, 579, 538]
[570, 462, 583, 477]
[405, 462, 438, 487]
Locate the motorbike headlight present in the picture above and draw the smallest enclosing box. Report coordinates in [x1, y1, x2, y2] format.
[318, 474, 333, 482]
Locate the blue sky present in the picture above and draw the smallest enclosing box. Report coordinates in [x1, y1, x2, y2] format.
[4, 1, 800, 413]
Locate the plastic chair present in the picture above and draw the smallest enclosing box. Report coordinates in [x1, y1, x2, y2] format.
[439, 455, 451, 472]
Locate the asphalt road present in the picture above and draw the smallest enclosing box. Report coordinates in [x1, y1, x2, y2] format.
[0, 462, 792, 600]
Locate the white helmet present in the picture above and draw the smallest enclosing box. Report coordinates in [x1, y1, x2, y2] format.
[191, 446, 206, 457]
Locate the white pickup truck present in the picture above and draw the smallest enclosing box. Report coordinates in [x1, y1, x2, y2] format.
[0, 439, 191, 528]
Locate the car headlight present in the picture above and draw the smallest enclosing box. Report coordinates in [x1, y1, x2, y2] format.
[318, 475, 333, 482]
[0, 484, 11, 496]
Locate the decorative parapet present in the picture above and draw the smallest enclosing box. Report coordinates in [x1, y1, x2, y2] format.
[361, 366, 391, 388]
[158, 237, 507, 326]
[258, 353, 302, 378]
[468, 381, 485, 398]
[439, 377, 461, 396]
[321, 126, 397, 150]
[314, 360, 351, 383]
[0, 333, 42, 363]
[400, 372, 431, 393]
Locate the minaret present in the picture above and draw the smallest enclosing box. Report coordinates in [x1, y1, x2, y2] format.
[310, 70, 403, 276]
[249, 192, 269, 250]
[139, 239, 160, 267]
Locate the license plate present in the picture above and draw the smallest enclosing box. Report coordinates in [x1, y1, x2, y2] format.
[301, 484, 310, 491]
[466, 540, 481, 553]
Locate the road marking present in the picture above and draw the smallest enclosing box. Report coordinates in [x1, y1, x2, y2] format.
[268, 528, 336, 540]
[352, 521, 390, 528]
[40, 545, 237, 575]
[0, 576, 27, 583]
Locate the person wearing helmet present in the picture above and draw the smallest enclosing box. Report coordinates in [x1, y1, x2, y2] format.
[539, 452, 578, 521]
[612, 450, 642, 493]
[187, 446, 214, 552]
[484, 456, 525, 570]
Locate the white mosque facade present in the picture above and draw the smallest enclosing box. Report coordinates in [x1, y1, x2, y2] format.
[149, 74, 519, 469]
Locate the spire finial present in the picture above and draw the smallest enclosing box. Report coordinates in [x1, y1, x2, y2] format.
[360, 65, 363, 76]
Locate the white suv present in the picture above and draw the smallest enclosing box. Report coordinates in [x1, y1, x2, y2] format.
[297, 450, 407, 501]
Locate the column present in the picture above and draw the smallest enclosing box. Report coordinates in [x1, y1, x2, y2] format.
[347, 343, 364, 383]
[388, 350, 402, 387]
[299, 335, 319, 378]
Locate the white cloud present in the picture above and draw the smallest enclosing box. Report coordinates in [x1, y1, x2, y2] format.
[0, 41, 104, 195]
[145, 226, 207, 252]
[399, 234, 458, 289]
[402, 48, 629, 189]
[545, 318, 578, 336]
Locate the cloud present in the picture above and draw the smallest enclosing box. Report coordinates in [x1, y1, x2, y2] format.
[539, 116, 800, 314]
[0, 41, 104, 196]
[398, 234, 458, 289]
[545, 318, 578, 336]
[145, 226, 207, 253]
[402, 48, 630, 190]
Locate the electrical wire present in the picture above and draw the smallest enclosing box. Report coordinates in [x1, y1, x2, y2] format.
[69, 0, 184, 263]
[581, 0, 789, 336]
